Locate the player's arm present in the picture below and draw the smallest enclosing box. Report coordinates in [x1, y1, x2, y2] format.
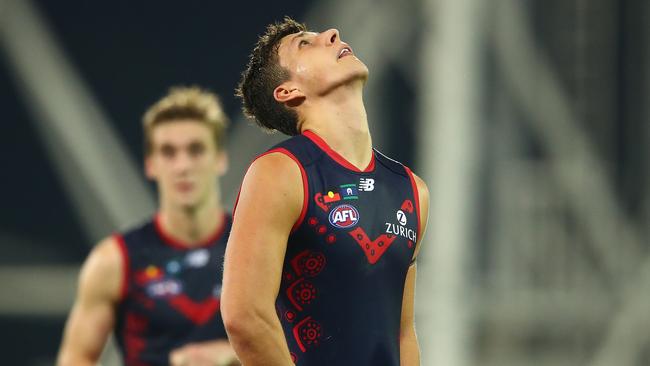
[221, 152, 303, 366]
[400, 174, 429, 366]
[169, 339, 240, 366]
[56, 237, 124, 366]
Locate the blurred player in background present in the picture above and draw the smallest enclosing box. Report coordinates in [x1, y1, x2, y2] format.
[57, 86, 239, 366]
[221, 17, 429, 366]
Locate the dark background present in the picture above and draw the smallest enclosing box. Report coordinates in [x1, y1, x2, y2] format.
[2, 0, 649, 365]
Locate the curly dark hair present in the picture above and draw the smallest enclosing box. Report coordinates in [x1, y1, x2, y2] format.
[236, 16, 307, 136]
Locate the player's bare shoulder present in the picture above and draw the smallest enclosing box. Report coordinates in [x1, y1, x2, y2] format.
[248, 151, 303, 184]
[242, 151, 304, 208]
[412, 173, 429, 206]
[77, 236, 125, 303]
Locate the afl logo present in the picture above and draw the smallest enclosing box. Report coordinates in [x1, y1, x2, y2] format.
[328, 204, 360, 229]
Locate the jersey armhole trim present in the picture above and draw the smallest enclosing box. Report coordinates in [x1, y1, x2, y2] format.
[233, 148, 309, 234]
[404, 166, 421, 263]
[112, 234, 130, 302]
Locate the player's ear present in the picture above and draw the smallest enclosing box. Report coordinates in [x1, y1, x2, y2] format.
[145, 155, 156, 179]
[215, 150, 228, 176]
[274, 82, 305, 108]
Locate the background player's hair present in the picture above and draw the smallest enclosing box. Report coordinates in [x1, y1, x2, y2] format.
[236, 16, 306, 136]
[143, 86, 229, 155]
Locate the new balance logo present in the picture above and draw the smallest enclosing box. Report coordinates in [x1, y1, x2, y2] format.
[359, 178, 375, 191]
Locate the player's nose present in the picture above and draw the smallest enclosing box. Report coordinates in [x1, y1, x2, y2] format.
[321, 28, 340, 45]
[172, 151, 193, 172]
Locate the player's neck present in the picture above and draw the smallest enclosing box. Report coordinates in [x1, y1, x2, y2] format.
[300, 86, 372, 170]
[158, 193, 224, 248]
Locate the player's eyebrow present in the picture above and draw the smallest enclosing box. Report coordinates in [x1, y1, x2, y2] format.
[290, 31, 315, 46]
[291, 32, 306, 43]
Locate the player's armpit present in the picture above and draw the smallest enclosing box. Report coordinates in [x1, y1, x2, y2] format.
[56, 237, 124, 366]
[221, 152, 303, 365]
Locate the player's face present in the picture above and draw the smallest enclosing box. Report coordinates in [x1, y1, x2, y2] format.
[146, 120, 226, 209]
[276, 28, 369, 97]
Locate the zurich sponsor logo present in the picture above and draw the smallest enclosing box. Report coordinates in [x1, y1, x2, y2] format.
[328, 204, 360, 229]
[385, 209, 416, 241]
[385, 222, 417, 241]
[396, 210, 407, 225]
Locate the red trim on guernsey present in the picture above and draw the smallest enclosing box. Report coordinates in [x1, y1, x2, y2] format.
[234, 148, 309, 233]
[167, 295, 220, 326]
[154, 211, 228, 250]
[302, 130, 375, 172]
[404, 166, 421, 241]
[124, 311, 149, 365]
[113, 234, 130, 301]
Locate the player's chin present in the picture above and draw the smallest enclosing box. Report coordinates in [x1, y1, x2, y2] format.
[348, 57, 368, 74]
[173, 194, 201, 209]
[326, 69, 368, 92]
[345, 63, 369, 84]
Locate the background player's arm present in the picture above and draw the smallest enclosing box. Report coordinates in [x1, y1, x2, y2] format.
[400, 174, 429, 366]
[221, 152, 303, 366]
[56, 237, 123, 366]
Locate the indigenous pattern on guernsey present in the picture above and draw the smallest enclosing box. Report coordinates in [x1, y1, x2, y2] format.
[244, 130, 420, 366]
[113, 213, 231, 366]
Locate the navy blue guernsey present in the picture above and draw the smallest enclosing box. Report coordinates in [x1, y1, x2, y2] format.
[252, 130, 420, 366]
[113, 213, 231, 366]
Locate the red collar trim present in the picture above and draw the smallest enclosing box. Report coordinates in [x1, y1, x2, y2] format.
[154, 212, 228, 250]
[302, 130, 375, 172]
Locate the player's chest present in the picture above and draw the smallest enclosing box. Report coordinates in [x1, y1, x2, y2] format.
[127, 247, 224, 324]
[300, 171, 417, 266]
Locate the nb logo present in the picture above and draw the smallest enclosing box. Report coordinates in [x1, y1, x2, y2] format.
[359, 178, 375, 191]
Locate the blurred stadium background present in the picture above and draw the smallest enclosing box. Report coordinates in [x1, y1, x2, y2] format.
[1, 0, 648, 365]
